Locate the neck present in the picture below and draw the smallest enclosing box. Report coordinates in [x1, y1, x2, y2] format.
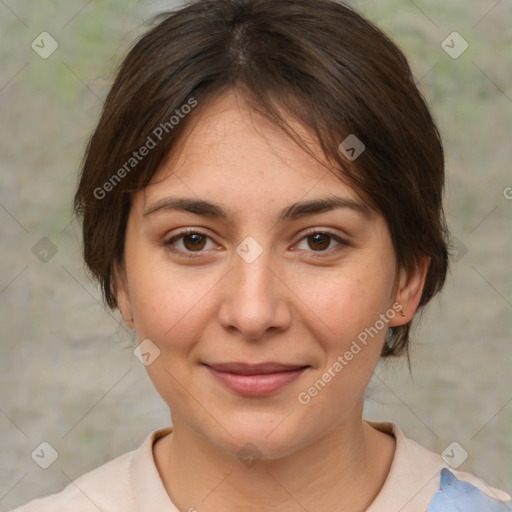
[154, 404, 395, 512]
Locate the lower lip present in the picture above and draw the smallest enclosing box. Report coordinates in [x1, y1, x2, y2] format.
[205, 366, 308, 396]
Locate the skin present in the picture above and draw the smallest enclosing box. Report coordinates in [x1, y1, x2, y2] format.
[116, 91, 428, 512]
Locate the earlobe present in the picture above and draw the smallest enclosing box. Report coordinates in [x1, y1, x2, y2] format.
[390, 256, 430, 326]
[117, 286, 135, 329]
[113, 264, 135, 329]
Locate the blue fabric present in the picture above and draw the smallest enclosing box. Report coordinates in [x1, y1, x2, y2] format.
[426, 468, 511, 511]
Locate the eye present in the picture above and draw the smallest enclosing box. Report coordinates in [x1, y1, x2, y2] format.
[164, 229, 219, 256]
[164, 228, 348, 258]
[294, 230, 348, 254]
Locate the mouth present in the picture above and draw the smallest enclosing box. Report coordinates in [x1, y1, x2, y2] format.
[202, 362, 310, 396]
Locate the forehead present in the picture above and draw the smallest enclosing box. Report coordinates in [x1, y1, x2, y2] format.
[137, 92, 361, 212]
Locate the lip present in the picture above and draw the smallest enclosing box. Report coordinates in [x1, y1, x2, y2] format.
[203, 362, 310, 396]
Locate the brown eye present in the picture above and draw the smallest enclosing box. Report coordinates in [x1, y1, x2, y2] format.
[165, 230, 217, 256]
[182, 233, 207, 251]
[294, 230, 348, 255]
[307, 233, 331, 251]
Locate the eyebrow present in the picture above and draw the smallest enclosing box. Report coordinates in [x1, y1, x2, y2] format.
[143, 195, 372, 221]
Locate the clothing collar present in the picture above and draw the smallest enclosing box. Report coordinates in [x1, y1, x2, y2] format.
[130, 426, 178, 511]
[129, 421, 453, 511]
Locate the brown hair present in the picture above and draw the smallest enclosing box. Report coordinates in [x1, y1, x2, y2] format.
[74, 0, 449, 357]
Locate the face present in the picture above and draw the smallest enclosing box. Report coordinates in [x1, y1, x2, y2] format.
[117, 92, 425, 459]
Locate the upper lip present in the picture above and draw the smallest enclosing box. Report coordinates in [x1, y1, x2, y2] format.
[204, 362, 309, 375]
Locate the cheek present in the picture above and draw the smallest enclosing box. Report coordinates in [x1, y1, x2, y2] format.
[128, 263, 219, 409]
[127, 250, 220, 344]
[294, 270, 392, 424]
[293, 261, 395, 350]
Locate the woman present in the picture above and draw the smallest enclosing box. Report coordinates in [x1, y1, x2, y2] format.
[12, 0, 511, 510]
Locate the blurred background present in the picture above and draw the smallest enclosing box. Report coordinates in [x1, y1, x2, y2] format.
[0, 0, 511, 509]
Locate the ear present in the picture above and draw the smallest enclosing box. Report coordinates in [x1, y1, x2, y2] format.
[113, 262, 135, 330]
[389, 256, 430, 327]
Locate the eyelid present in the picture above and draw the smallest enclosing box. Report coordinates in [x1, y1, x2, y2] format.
[300, 227, 349, 240]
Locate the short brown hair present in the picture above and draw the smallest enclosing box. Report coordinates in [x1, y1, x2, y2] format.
[74, 0, 449, 357]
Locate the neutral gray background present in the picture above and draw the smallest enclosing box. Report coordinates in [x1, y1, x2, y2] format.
[1, 0, 511, 509]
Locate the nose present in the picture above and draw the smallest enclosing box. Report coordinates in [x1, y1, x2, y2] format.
[218, 245, 292, 340]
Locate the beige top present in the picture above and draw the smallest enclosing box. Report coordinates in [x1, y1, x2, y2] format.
[10, 421, 511, 512]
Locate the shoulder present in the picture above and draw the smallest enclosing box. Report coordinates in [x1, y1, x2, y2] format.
[9, 451, 135, 512]
[427, 467, 512, 511]
[8, 427, 173, 512]
[365, 421, 512, 512]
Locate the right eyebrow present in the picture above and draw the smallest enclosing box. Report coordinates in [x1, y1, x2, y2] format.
[143, 198, 228, 219]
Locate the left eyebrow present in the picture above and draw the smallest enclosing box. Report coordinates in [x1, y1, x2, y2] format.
[278, 195, 373, 222]
[142, 195, 373, 221]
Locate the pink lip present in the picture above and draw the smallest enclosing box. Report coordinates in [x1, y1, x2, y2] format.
[204, 362, 309, 396]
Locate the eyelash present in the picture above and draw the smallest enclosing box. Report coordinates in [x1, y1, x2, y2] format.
[164, 228, 349, 258]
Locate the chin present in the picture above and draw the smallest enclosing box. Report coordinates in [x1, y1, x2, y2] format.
[224, 431, 304, 462]
[198, 409, 312, 462]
